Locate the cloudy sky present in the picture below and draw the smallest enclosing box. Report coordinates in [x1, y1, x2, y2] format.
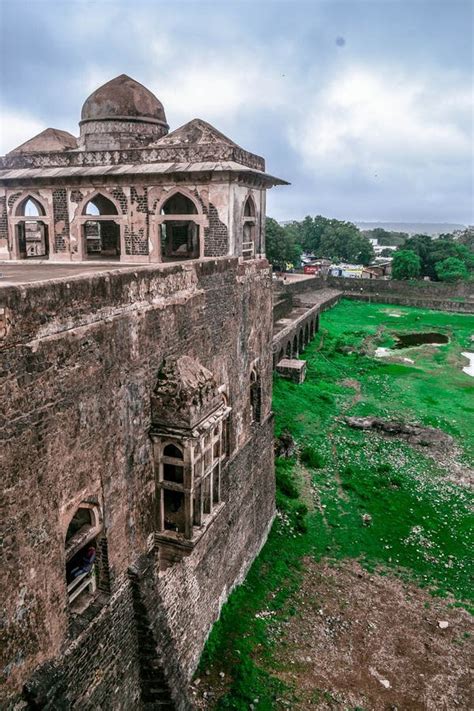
[0, 0, 472, 223]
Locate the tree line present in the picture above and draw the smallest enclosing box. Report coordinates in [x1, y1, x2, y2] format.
[265, 216, 474, 282]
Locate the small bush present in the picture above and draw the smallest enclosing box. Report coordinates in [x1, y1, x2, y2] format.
[300, 445, 325, 469]
[276, 467, 299, 499]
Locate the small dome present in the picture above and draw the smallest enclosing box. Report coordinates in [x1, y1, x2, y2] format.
[80, 74, 168, 127]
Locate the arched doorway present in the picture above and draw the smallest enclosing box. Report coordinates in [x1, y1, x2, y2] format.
[159, 192, 200, 261]
[82, 194, 121, 260]
[15, 196, 49, 259]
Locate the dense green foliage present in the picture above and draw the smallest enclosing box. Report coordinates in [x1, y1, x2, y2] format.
[197, 301, 474, 709]
[435, 257, 469, 282]
[265, 217, 301, 268]
[397, 233, 474, 281]
[265, 216, 473, 281]
[392, 249, 421, 279]
[266, 215, 375, 266]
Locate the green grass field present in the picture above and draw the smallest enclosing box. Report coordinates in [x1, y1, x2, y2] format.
[196, 300, 474, 709]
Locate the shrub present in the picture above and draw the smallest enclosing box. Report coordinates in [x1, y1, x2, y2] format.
[300, 445, 325, 469]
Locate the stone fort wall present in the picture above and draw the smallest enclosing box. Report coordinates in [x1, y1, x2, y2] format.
[1, 258, 275, 708]
[278, 275, 474, 313]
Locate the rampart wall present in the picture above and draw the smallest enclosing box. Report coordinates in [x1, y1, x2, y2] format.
[0, 257, 275, 709]
[277, 276, 474, 313]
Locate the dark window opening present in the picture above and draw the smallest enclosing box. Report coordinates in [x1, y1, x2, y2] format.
[66, 539, 97, 611]
[66, 507, 93, 542]
[164, 490, 185, 533]
[163, 462, 184, 483]
[84, 220, 120, 260]
[160, 221, 199, 261]
[202, 476, 212, 515]
[163, 444, 183, 459]
[212, 465, 220, 504]
[250, 370, 262, 423]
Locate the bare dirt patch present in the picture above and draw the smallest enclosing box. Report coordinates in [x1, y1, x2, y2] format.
[271, 558, 472, 710]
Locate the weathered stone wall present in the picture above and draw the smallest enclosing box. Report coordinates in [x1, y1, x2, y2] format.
[277, 276, 474, 313]
[0, 257, 275, 708]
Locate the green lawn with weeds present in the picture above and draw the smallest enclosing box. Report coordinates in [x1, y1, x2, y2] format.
[196, 300, 474, 709]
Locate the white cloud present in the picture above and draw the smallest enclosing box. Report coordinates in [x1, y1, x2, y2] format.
[0, 109, 46, 154]
[289, 66, 472, 177]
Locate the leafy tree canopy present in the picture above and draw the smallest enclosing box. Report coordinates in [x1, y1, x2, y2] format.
[400, 234, 474, 280]
[265, 218, 301, 268]
[392, 250, 421, 280]
[435, 257, 469, 282]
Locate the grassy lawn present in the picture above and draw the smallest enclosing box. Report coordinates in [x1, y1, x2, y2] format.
[194, 300, 474, 710]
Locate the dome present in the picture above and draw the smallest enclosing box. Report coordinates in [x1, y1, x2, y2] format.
[80, 74, 168, 128]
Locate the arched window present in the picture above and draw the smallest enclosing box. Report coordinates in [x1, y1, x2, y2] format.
[65, 504, 106, 612]
[16, 196, 46, 217]
[162, 443, 184, 483]
[159, 192, 200, 261]
[83, 194, 119, 216]
[243, 196, 256, 217]
[242, 196, 257, 260]
[161, 193, 198, 216]
[14, 196, 49, 259]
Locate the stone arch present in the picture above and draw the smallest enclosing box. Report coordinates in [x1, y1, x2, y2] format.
[242, 193, 258, 259]
[299, 329, 304, 352]
[156, 189, 203, 262]
[82, 193, 119, 216]
[77, 189, 122, 218]
[10, 192, 51, 260]
[292, 335, 298, 358]
[304, 322, 309, 345]
[14, 193, 48, 217]
[286, 341, 291, 357]
[76, 190, 123, 260]
[156, 187, 202, 216]
[243, 194, 256, 218]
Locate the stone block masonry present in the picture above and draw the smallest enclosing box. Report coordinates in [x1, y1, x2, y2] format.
[0, 257, 275, 709]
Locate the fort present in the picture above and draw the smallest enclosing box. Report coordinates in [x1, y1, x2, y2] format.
[0, 75, 290, 709]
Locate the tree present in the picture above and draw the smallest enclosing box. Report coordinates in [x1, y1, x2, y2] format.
[399, 234, 473, 280]
[265, 218, 301, 268]
[435, 257, 469, 282]
[318, 220, 375, 265]
[455, 226, 474, 253]
[292, 215, 332, 254]
[392, 250, 421, 280]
